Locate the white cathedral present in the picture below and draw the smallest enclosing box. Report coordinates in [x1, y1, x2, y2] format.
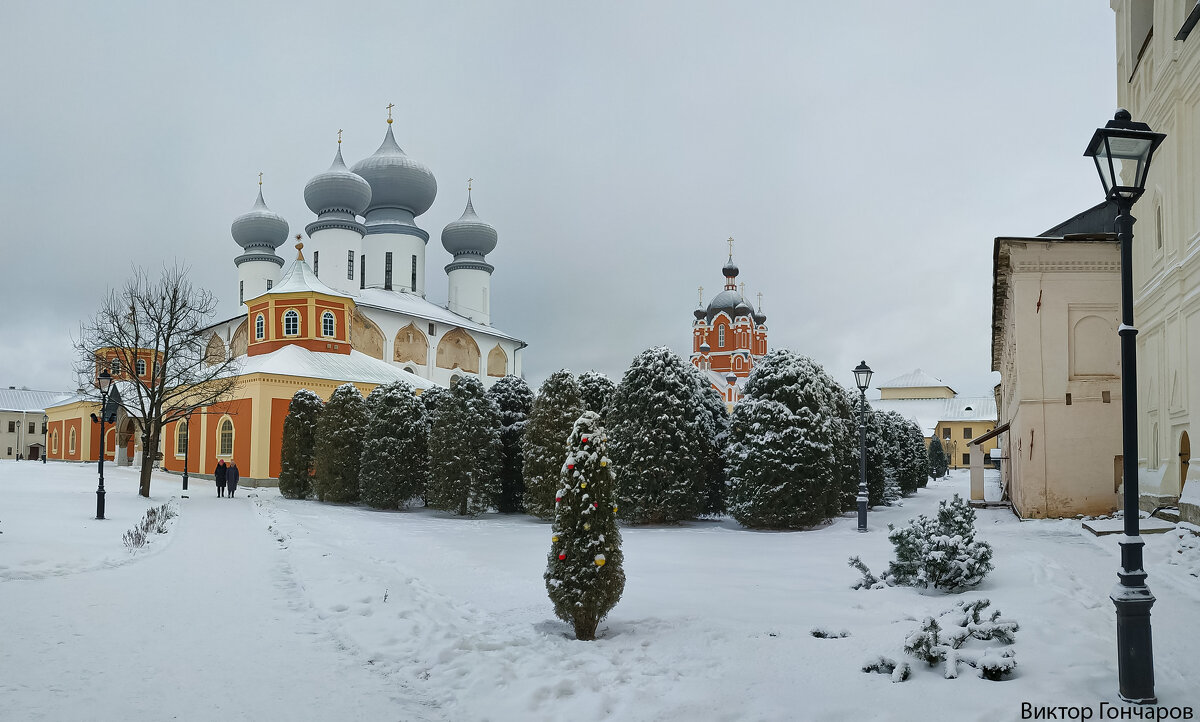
[204, 116, 526, 390]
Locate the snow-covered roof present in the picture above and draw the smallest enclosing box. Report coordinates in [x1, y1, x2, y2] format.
[355, 288, 524, 344]
[0, 388, 74, 413]
[700, 368, 745, 390]
[869, 395, 997, 436]
[876, 368, 954, 392]
[247, 256, 349, 303]
[231, 345, 436, 389]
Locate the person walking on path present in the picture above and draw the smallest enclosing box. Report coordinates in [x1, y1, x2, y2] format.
[214, 459, 227, 498]
[227, 462, 240, 498]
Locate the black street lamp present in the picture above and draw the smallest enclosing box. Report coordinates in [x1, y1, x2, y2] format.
[181, 412, 191, 495]
[1084, 108, 1166, 705]
[853, 361, 872, 532]
[94, 369, 115, 520]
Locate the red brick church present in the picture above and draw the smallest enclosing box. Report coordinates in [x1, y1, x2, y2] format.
[690, 240, 767, 408]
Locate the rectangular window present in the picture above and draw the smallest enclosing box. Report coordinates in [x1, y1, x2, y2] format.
[360, 255, 365, 289]
[942, 427, 951, 440]
[28, 422, 35, 434]
[428, 323, 435, 336]
[313, 251, 319, 276]
[7, 421, 14, 433]
[385, 252, 393, 291]
[6, 448, 10, 456]
[266, 280, 273, 291]
[348, 250, 355, 280]
[963, 427, 973, 440]
[411, 255, 417, 292]
[239, 280, 244, 306]
[718, 326, 725, 347]
[962, 453, 970, 466]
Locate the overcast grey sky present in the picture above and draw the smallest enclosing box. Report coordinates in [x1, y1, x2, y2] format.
[1, 1, 1119, 397]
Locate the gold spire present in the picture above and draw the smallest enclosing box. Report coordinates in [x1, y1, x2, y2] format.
[727, 236, 734, 258]
[295, 234, 304, 260]
[337, 128, 343, 144]
[468, 177, 473, 192]
[386, 103, 395, 124]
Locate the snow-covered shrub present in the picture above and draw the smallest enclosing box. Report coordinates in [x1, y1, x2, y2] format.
[313, 383, 367, 504]
[278, 389, 323, 500]
[428, 376, 502, 516]
[847, 555, 888, 590]
[901, 599, 1018, 680]
[522, 370, 584, 520]
[810, 627, 850, 639]
[124, 503, 177, 549]
[887, 495, 993, 590]
[488, 375, 534, 513]
[861, 656, 911, 683]
[578, 370, 616, 419]
[545, 412, 625, 640]
[359, 381, 428, 510]
[726, 351, 854, 528]
[608, 347, 715, 524]
[1166, 522, 1200, 578]
[688, 365, 730, 517]
[927, 436, 949, 479]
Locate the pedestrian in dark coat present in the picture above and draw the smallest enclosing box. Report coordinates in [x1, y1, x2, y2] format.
[214, 459, 227, 498]
[227, 462, 240, 498]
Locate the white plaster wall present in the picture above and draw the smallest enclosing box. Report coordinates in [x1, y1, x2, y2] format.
[238, 260, 281, 308]
[363, 232, 425, 295]
[306, 226, 363, 296]
[447, 267, 491, 325]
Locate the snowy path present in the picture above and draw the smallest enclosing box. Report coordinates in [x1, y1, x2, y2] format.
[0, 464, 432, 721]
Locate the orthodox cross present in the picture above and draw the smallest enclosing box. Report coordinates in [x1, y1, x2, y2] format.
[727, 236, 734, 257]
[386, 103, 395, 123]
[468, 177, 473, 192]
[740, 282, 746, 296]
[757, 291, 763, 310]
[337, 129, 343, 144]
[697, 286, 704, 305]
[258, 172, 263, 186]
[295, 234, 304, 260]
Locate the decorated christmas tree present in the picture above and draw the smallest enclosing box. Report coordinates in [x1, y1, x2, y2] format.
[312, 383, 367, 503]
[522, 370, 584, 520]
[545, 411, 625, 641]
[359, 381, 428, 510]
[487, 375, 534, 513]
[278, 389, 323, 500]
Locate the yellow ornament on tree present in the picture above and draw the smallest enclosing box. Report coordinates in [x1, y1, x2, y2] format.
[594, 554, 606, 566]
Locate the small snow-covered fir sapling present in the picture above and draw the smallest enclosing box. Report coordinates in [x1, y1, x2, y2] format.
[278, 389, 323, 500]
[861, 656, 911, 683]
[901, 599, 1018, 681]
[847, 555, 888, 590]
[887, 494, 993, 591]
[927, 435, 949, 479]
[545, 412, 625, 641]
[359, 381, 428, 510]
[312, 383, 368, 504]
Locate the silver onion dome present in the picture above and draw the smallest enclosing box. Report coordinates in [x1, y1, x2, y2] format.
[304, 145, 371, 217]
[231, 188, 289, 251]
[693, 307, 706, 320]
[351, 124, 437, 218]
[706, 289, 754, 323]
[441, 192, 498, 257]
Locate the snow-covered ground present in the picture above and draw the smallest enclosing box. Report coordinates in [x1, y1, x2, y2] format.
[2, 461, 1198, 721]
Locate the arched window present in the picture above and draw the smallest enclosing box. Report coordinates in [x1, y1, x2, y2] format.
[176, 420, 188, 457]
[718, 326, 725, 347]
[51, 430, 58, 454]
[283, 309, 299, 336]
[110, 358, 120, 375]
[255, 314, 265, 340]
[68, 428, 76, 454]
[218, 417, 234, 456]
[136, 358, 146, 376]
[322, 311, 335, 337]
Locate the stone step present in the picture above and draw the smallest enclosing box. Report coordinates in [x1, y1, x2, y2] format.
[1082, 517, 1177, 536]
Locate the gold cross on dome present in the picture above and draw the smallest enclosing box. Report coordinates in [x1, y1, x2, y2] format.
[258, 172, 263, 186]
[386, 103, 395, 123]
[337, 129, 343, 144]
[740, 282, 746, 296]
[468, 177, 473, 192]
[757, 291, 763, 310]
[698, 285, 704, 305]
[727, 236, 734, 257]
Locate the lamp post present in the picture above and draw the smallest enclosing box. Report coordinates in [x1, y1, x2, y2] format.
[1084, 108, 1166, 705]
[181, 412, 191, 494]
[96, 369, 114, 520]
[41, 414, 47, 463]
[853, 361, 872, 532]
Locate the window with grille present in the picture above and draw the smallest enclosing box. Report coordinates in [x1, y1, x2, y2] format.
[239, 280, 244, 305]
[348, 250, 355, 280]
[219, 418, 234, 456]
[360, 255, 365, 289]
[255, 314, 265, 340]
[313, 251, 319, 276]
[385, 252, 393, 290]
[411, 256, 417, 292]
[266, 279, 273, 291]
[963, 427, 973, 440]
[284, 309, 299, 336]
[176, 420, 188, 456]
[28, 422, 35, 434]
[110, 359, 120, 375]
[322, 311, 335, 337]
[136, 358, 146, 376]
[718, 326, 725, 347]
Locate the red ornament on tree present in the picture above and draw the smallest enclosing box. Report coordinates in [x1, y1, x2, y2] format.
[558, 553, 566, 560]
[567, 463, 574, 470]
[582, 436, 589, 444]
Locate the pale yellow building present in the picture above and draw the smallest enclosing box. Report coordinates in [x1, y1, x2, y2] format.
[870, 369, 998, 469]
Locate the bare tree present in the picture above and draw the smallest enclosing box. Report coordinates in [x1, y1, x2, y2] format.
[75, 264, 241, 497]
